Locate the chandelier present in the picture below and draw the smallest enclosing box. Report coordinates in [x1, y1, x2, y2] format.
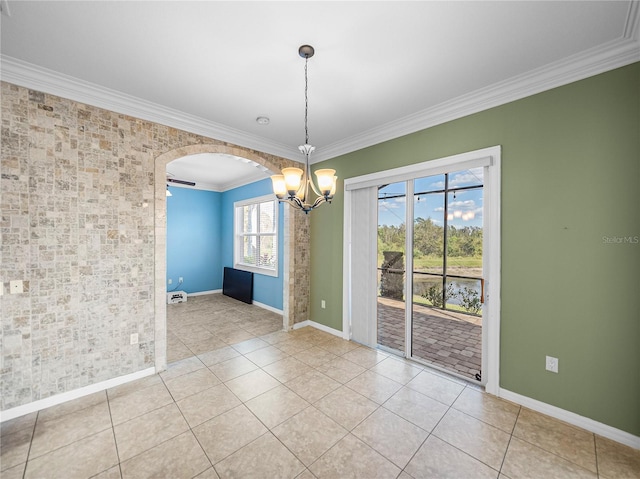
[271, 45, 337, 214]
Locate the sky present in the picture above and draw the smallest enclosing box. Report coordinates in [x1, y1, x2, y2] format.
[378, 168, 483, 228]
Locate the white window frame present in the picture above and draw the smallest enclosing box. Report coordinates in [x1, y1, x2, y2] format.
[234, 194, 279, 277]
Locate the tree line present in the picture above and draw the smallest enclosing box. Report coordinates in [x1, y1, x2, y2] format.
[378, 217, 482, 258]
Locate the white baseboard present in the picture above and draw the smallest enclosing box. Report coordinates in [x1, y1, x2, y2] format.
[252, 300, 283, 315]
[0, 367, 156, 423]
[188, 289, 222, 296]
[499, 388, 640, 450]
[293, 320, 345, 339]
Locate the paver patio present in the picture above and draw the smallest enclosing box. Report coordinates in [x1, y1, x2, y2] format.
[377, 297, 482, 381]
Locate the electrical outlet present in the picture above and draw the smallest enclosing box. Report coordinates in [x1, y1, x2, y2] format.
[321, 300, 326, 309]
[10, 280, 23, 294]
[130, 333, 139, 345]
[179, 277, 183, 283]
[545, 355, 558, 373]
[168, 278, 172, 285]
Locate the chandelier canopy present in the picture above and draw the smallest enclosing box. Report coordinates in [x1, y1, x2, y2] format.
[271, 45, 337, 214]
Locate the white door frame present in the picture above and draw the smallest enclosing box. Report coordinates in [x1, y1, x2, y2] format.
[343, 146, 501, 395]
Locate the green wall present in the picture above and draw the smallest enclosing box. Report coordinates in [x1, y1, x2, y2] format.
[309, 62, 640, 436]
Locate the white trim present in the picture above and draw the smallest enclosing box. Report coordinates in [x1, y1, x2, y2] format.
[293, 320, 344, 338]
[2, 6, 638, 165]
[483, 150, 501, 395]
[252, 300, 283, 315]
[0, 367, 156, 422]
[344, 150, 494, 191]
[187, 289, 222, 296]
[499, 388, 640, 450]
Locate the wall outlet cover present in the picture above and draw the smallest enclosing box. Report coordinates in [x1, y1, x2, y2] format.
[546, 355, 559, 373]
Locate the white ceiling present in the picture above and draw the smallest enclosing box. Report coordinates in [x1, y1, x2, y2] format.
[1, 1, 638, 190]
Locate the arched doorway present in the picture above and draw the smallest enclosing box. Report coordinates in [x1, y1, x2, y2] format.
[154, 144, 310, 372]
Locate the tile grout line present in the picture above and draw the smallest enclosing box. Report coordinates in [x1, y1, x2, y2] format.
[104, 390, 124, 479]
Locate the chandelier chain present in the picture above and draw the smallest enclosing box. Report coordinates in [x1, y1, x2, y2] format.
[304, 56, 309, 146]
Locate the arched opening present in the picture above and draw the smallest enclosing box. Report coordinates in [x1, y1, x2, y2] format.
[154, 144, 309, 372]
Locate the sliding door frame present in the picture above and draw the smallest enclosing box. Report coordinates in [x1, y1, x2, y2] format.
[343, 146, 501, 395]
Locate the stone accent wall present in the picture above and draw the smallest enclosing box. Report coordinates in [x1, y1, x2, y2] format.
[0, 82, 309, 411]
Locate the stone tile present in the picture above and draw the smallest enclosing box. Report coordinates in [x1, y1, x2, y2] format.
[316, 337, 360, 356]
[187, 337, 229, 355]
[114, 403, 189, 461]
[513, 408, 597, 472]
[315, 386, 379, 431]
[405, 370, 465, 405]
[198, 346, 241, 367]
[0, 412, 37, 438]
[285, 370, 341, 403]
[342, 347, 389, 368]
[315, 357, 367, 384]
[214, 433, 305, 479]
[293, 346, 338, 367]
[275, 339, 316, 355]
[163, 367, 221, 401]
[405, 435, 498, 479]
[29, 401, 112, 458]
[194, 467, 220, 479]
[263, 357, 313, 383]
[160, 355, 205, 381]
[106, 374, 163, 399]
[595, 435, 640, 479]
[383, 386, 448, 432]
[245, 385, 310, 429]
[272, 406, 348, 466]
[25, 429, 119, 479]
[502, 436, 597, 479]
[433, 408, 510, 470]
[231, 337, 269, 354]
[208, 356, 258, 382]
[120, 431, 210, 479]
[37, 391, 107, 422]
[108, 381, 174, 425]
[92, 466, 122, 478]
[452, 387, 520, 433]
[193, 405, 268, 464]
[294, 469, 317, 479]
[345, 370, 403, 404]
[176, 383, 241, 428]
[1, 463, 27, 479]
[225, 369, 281, 402]
[309, 434, 401, 479]
[244, 345, 290, 367]
[1, 426, 32, 471]
[218, 329, 256, 345]
[370, 356, 422, 385]
[352, 407, 429, 468]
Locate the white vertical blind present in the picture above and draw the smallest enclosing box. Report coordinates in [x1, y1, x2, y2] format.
[348, 186, 378, 346]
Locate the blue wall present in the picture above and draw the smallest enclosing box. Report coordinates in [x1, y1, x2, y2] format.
[221, 179, 284, 311]
[166, 187, 222, 293]
[166, 178, 284, 311]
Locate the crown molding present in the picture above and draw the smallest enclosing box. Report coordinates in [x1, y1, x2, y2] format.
[0, 55, 301, 162]
[2, 2, 638, 166]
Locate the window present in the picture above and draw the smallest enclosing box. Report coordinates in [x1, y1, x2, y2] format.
[234, 194, 278, 277]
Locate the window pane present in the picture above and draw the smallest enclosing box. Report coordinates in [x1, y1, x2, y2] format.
[259, 201, 276, 234]
[448, 167, 483, 189]
[413, 191, 444, 275]
[243, 204, 258, 234]
[414, 174, 446, 194]
[242, 236, 258, 265]
[258, 235, 276, 268]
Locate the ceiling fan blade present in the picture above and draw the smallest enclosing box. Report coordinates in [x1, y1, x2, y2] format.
[167, 178, 196, 186]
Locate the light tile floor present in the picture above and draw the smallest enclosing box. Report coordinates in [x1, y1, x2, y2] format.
[2, 295, 639, 478]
